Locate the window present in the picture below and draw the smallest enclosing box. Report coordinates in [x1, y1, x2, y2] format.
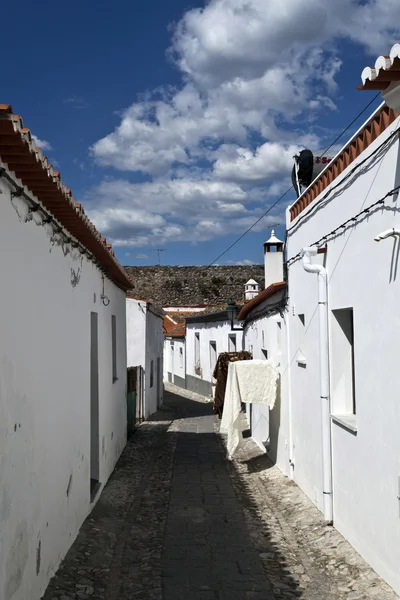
[150, 360, 154, 388]
[111, 315, 117, 382]
[228, 334, 237, 352]
[262, 330, 265, 347]
[209, 341, 217, 373]
[195, 332, 201, 375]
[179, 347, 183, 368]
[277, 322, 282, 355]
[296, 313, 306, 367]
[331, 308, 356, 416]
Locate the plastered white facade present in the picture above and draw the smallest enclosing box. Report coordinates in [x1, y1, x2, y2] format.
[186, 319, 244, 396]
[126, 299, 164, 418]
[164, 337, 186, 387]
[0, 173, 127, 600]
[243, 296, 290, 475]
[286, 112, 400, 594]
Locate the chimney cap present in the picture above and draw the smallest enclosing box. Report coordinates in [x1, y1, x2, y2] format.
[264, 229, 283, 246]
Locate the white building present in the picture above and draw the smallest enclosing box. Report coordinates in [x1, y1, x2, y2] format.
[126, 298, 164, 419]
[284, 45, 400, 595]
[244, 278, 260, 301]
[164, 318, 187, 390]
[239, 232, 288, 466]
[185, 307, 244, 397]
[0, 104, 131, 600]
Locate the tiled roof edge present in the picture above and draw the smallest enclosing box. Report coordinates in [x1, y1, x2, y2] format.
[289, 104, 398, 222]
[237, 281, 286, 320]
[0, 104, 132, 291]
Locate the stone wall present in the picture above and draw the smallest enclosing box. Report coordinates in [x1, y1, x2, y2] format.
[125, 265, 265, 306]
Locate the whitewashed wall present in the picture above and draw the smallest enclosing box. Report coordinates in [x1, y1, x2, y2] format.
[144, 310, 164, 417]
[126, 299, 146, 369]
[186, 319, 244, 396]
[286, 113, 400, 594]
[0, 173, 127, 600]
[126, 299, 163, 418]
[243, 297, 290, 475]
[164, 337, 186, 388]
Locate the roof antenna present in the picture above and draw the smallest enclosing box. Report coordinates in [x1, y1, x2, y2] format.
[154, 249, 166, 265]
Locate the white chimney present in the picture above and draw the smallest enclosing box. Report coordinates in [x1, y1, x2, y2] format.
[244, 278, 260, 301]
[263, 230, 284, 289]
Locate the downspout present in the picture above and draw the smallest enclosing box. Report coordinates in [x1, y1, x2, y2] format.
[300, 247, 333, 524]
[285, 310, 295, 479]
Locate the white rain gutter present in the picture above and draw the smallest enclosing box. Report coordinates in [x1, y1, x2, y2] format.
[300, 247, 333, 523]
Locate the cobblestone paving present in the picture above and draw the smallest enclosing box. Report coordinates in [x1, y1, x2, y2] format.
[42, 384, 398, 600]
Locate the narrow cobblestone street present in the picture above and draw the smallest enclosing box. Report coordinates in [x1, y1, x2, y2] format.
[43, 385, 398, 600]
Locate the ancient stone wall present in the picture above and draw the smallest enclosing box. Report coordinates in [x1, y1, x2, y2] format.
[124, 265, 265, 306]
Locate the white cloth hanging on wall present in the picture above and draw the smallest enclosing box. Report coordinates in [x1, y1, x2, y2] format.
[220, 359, 279, 459]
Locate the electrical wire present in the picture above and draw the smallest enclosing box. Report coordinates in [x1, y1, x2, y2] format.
[1, 168, 96, 263]
[208, 92, 382, 266]
[288, 123, 400, 234]
[286, 183, 400, 266]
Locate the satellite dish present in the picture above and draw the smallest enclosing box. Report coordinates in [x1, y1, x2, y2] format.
[292, 150, 332, 198]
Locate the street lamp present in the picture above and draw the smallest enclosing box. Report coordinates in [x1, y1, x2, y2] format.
[225, 299, 244, 331]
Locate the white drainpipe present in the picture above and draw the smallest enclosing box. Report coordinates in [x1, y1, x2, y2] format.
[374, 228, 400, 241]
[285, 311, 295, 479]
[300, 247, 333, 523]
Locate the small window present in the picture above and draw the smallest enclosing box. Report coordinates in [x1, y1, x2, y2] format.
[277, 322, 282, 355]
[331, 308, 356, 415]
[209, 341, 217, 373]
[111, 315, 117, 382]
[179, 347, 183, 368]
[150, 360, 154, 388]
[195, 332, 201, 375]
[228, 334, 237, 352]
[296, 313, 306, 367]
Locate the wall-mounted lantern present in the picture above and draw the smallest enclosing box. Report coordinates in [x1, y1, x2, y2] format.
[225, 299, 244, 331]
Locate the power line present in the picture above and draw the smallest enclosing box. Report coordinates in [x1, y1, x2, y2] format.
[208, 92, 382, 266]
[286, 183, 400, 266]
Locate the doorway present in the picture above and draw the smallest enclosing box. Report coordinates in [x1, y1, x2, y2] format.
[90, 312, 100, 500]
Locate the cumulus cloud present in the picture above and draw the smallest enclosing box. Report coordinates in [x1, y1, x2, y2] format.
[85, 178, 282, 247]
[32, 135, 52, 151]
[88, 0, 400, 251]
[213, 143, 301, 183]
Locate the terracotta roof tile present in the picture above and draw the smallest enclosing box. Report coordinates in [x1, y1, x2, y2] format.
[0, 104, 131, 291]
[358, 43, 400, 91]
[165, 322, 186, 338]
[289, 105, 398, 222]
[237, 282, 286, 320]
[289, 44, 400, 223]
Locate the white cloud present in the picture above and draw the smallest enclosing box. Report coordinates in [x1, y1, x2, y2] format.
[84, 178, 282, 247]
[32, 135, 52, 151]
[227, 259, 257, 266]
[213, 143, 301, 183]
[63, 96, 88, 109]
[88, 0, 400, 250]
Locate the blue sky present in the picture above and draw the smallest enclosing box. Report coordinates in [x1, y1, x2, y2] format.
[2, 0, 398, 266]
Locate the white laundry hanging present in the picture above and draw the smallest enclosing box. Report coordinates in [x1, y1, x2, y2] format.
[220, 359, 279, 459]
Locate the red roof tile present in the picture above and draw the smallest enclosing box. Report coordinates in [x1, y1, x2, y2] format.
[289, 105, 398, 222]
[0, 104, 132, 291]
[165, 322, 186, 338]
[358, 43, 400, 91]
[237, 282, 286, 320]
